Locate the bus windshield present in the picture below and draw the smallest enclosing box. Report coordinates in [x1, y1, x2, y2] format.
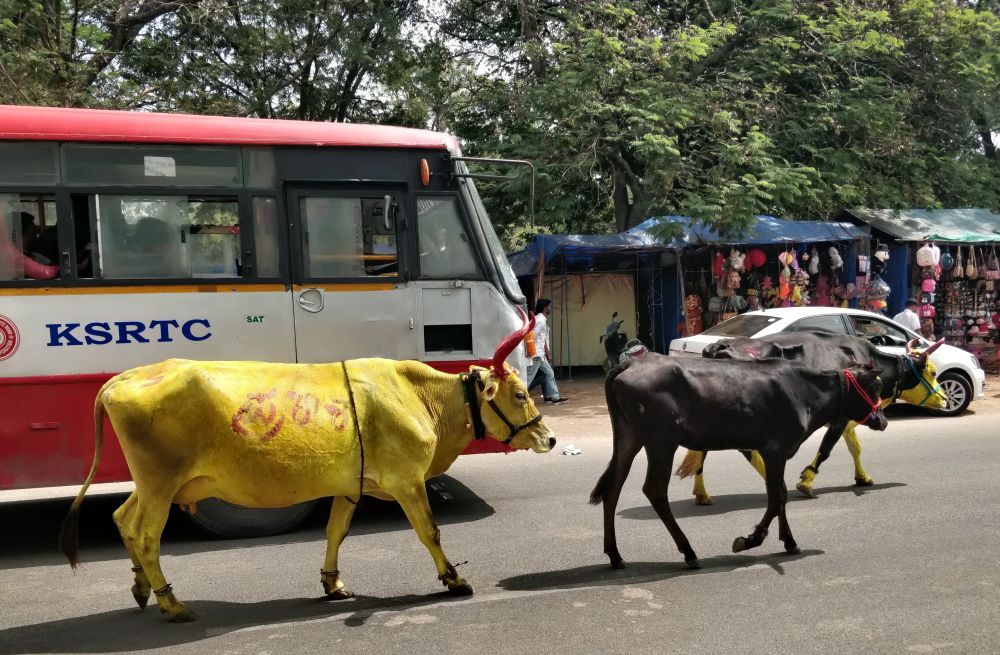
[457, 166, 525, 304]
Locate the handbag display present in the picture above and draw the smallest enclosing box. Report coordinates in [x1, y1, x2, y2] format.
[954, 247, 964, 279]
[940, 249, 955, 271]
[986, 247, 1000, 281]
[966, 246, 978, 280]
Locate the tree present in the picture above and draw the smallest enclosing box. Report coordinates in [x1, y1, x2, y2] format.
[0, 0, 202, 107]
[108, 0, 422, 122]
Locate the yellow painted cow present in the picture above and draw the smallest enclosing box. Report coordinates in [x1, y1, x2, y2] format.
[60, 311, 554, 622]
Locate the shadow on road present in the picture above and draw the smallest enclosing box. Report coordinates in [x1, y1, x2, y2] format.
[0, 475, 493, 570]
[0, 590, 474, 655]
[617, 481, 907, 521]
[498, 549, 822, 593]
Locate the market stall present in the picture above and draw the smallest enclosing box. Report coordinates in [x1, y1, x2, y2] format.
[629, 216, 869, 334]
[842, 208, 1000, 371]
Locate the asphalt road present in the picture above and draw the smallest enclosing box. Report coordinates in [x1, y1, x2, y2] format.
[1, 373, 999, 655]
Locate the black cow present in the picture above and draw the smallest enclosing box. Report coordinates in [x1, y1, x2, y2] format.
[689, 331, 945, 500]
[590, 353, 886, 569]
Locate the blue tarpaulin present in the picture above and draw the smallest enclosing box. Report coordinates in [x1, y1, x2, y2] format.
[628, 215, 869, 248]
[509, 215, 867, 276]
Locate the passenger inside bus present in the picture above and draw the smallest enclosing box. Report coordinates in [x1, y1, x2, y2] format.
[0, 211, 60, 280]
[120, 217, 183, 278]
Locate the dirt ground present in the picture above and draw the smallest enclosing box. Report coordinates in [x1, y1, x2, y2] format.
[532, 366, 1000, 439]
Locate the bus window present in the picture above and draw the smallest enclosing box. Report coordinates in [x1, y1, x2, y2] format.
[299, 196, 398, 278]
[416, 197, 481, 279]
[0, 193, 60, 281]
[92, 194, 241, 279]
[253, 197, 281, 278]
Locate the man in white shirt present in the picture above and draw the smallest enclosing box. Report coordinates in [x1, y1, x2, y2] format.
[526, 298, 568, 404]
[892, 298, 922, 332]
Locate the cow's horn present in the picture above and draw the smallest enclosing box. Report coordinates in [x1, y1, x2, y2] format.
[491, 306, 534, 376]
[920, 337, 945, 360]
[905, 338, 920, 354]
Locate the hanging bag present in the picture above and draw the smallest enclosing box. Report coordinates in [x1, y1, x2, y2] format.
[966, 246, 978, 280]
[954, 247, 964, 279]
[986, 247, 1000, 281]
[916, 243, 936, 267]
[940, 249, 955, 271]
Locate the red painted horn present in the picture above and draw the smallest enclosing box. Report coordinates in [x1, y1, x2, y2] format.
[491, 306, 534, 376]
[920, 337, 945, 360]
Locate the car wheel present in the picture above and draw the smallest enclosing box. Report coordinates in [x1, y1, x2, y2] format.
[185, 498, 318, 538]
[934, 372, 972, 417]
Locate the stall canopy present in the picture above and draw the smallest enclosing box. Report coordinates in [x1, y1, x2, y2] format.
[508, 215, 868, 276]
[843, 208, 1000, 242]
[508, 233, 665, 277]
[627, 215, 869, 247]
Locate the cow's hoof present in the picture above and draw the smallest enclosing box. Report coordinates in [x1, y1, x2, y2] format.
[165, 608, 197, 623]
[785, 545, 802, 555]
[446, 581, 474, 596]
[685, 558, 701, 570]
[732, 536, 748, 553]
[325, 588, 354, 600]
[854, 477, 874, 487]
[609, 558, 627, 570]
[694, 494, 714, 506]
[131, 585, 150, 609]
[795, 482, 817, 498]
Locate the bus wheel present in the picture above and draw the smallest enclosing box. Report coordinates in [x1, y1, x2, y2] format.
[185, 498, 318, 538]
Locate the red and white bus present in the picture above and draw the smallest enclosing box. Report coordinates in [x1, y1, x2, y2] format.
[0, 104, 531, 535]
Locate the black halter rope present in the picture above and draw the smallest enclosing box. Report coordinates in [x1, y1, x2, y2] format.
[461, 370, 543, 445]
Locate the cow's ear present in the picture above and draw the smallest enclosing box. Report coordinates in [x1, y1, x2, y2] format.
[481, 374, 500, 401]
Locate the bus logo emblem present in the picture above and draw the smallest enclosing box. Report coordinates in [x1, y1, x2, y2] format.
[0, 315, 19, 361]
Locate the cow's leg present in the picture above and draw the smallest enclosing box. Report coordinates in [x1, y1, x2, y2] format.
[842, 425, 873, 485]
[592, 431, 643, 569]
[112, 492, 151, 609]
[644, 446, 699, 568]
[689, 452, 713, 506]
[733, 451, 787, 553]
[121, 493, 195, 622]
[796, 420, 848, 498]
[320, 496, 358, 599]
[391, 483, 472, 596]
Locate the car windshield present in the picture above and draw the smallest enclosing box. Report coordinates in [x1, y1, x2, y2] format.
[701, 314, 780, 337]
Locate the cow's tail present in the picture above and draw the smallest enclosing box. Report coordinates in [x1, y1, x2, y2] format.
[590, 360, 633, 506]
[59, 379, 113, 569]
[675, 450, 703, 479]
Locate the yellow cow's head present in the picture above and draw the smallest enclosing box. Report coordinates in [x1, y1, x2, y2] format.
[465, 308, 555, 453]
[897, 338, 947, 410]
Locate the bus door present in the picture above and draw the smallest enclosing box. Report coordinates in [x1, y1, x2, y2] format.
[413, 195, 488, 364]
[286, 188, 417, 363]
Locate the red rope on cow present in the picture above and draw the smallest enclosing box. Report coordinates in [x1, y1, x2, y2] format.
[843, 369, 880, 425]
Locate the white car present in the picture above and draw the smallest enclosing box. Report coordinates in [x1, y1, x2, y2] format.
[669, 306, 985, 416]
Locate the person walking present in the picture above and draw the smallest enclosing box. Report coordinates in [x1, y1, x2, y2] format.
[526, 298, 568, 404]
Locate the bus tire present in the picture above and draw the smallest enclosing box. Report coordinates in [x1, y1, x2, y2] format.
[185, 498, 318, 538]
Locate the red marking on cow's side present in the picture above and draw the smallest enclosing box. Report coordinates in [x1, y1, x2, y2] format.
[325, 400, 348, 430]
[287, 391, 320, 426]
[231, 389, 286, 442]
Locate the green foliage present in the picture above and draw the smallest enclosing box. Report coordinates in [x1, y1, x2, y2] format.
[1, 0, 998, 249]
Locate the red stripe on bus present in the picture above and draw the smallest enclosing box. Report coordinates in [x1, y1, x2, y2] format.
[0, 104, 459, 151]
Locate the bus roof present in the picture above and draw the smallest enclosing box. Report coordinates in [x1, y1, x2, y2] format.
[0, 104, 460, 152]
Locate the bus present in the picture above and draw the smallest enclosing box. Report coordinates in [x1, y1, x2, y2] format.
[0, 104, 531, 536]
